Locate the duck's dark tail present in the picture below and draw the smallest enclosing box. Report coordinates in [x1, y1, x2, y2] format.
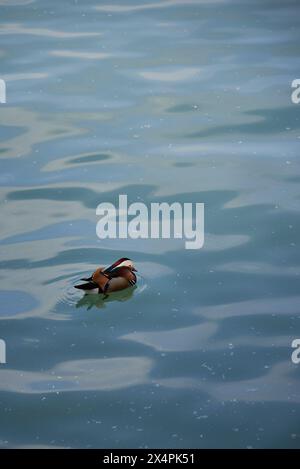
[80, 276, 93, 281]
[74, 281, 98, 291]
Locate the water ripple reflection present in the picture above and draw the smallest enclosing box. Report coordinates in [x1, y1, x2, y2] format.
[0, 0, 300, 449]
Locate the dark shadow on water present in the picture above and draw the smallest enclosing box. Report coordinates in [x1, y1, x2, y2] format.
[75, 286, 136, 310]
[186, 106, 300, 139]
[67, 153, 112, 165]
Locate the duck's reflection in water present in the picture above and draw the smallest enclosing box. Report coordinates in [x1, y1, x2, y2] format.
[76, 286, 136, 310]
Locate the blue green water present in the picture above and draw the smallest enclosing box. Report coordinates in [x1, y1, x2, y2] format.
[0, 0, 300, 448]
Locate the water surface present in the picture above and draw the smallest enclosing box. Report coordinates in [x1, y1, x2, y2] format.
[0, 0, 300, 448]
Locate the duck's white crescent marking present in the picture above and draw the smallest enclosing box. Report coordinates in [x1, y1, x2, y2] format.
[112, 259, 134, 270]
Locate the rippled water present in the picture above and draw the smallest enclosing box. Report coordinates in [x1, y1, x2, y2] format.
[0, 0, 300, 449]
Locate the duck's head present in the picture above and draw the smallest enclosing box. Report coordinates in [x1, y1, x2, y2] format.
[105, 257, 137, 273]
